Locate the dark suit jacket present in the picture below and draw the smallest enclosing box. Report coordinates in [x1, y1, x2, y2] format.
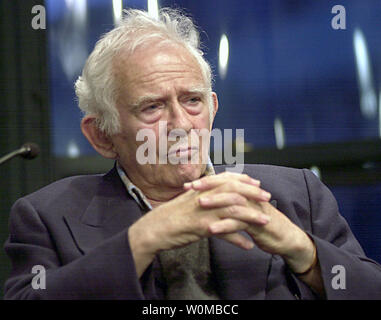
[3, 164, 381, 299]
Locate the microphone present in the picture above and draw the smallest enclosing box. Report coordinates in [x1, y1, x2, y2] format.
[0, 143, 40, 165]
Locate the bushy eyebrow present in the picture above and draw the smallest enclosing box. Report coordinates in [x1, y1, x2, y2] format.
[184, 86, 210, 96]
[130, 94, 162, 111]
[129, 86, 210, 110]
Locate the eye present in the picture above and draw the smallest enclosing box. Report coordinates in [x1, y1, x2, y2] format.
[142, 104, 161, 113]
[187, 96, 201, 105]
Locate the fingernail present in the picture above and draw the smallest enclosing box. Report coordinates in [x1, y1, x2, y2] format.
[251, 179, 261, 186]
[245, 241, 254, 249]
[192, 180, 202, 188]
[261, 191, 271, 201]
[184, 182, 192, 189]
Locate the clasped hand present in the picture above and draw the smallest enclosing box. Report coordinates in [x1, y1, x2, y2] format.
[129, 172, 316, 276]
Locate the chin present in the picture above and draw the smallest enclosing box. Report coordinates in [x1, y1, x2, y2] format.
[169, 162, 206, 185]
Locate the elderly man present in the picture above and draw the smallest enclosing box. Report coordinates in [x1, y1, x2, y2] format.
[4, 8, 381, 300]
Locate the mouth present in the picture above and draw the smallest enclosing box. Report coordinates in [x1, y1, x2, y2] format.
[168, 146, 198, 157]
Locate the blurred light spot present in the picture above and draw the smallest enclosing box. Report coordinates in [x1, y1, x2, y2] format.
[310, 166, 321, 179]
[353, 28, 377, 119]
[274, 117, 286, 150]
[65, 0, 87, 23]
[113, 0, 123, 26]
[218, 34, 229, 80]
[58, 0, 88, 81]
[148, 0, 159, 20]
[67, 141, 80, 158]
[362, 162, 375, 169]
[65, 0, 74, 9]
[235, 135, 245, 148]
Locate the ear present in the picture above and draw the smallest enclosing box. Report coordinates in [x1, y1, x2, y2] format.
[209, 92, 219, 130]
[81, 115, 118, 159]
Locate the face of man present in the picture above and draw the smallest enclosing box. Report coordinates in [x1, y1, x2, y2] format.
[109, 41, 218, 199]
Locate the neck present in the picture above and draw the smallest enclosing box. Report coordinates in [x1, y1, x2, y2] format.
[123, 168, 187, 202]
[146, 197, 168, 208]
[118, 163, 202, 204]
[143, 185, 185, 205]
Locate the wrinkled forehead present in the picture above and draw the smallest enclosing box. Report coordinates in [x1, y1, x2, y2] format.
[112, 39, 207, 90]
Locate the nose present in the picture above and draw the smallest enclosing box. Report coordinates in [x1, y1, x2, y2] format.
[166, 100, 193, 133]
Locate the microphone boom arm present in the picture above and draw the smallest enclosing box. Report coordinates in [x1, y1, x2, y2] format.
[0, 143, 40, 166]
[0, 149, 23, 166]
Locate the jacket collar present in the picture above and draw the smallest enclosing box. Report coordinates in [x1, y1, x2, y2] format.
[63, 166, 143, 254]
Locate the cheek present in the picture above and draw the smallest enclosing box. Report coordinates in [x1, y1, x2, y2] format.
[113, 134, 136, 159]
[114, 123, 144, 153]
[193, 110, 211, 130]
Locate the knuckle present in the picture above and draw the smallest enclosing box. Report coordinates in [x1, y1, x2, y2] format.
[226, 180, 235, 188]
[197, 217, 210, 232]
[193, 195, 201, 207]
[232, 193, 245, 205]
[198, 176, 208, 185]
[222, 171, 237, 179]
[231, 180, 240, 190]
[227, 205, 239, 216]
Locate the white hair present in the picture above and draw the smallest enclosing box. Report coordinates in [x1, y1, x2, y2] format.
[75, 8, 214, 135]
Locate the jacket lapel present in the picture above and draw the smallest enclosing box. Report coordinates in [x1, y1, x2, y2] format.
[63, 167, 143, 254]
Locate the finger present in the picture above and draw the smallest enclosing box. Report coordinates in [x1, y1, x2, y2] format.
[209, 218, 249, 234]
[187, 175, 271, 202]
[195, 173, 260, 189]
[203, 200, 271, 225]
[185, 173, 260, 191]
[199, 192, 247, 208]
[197, 180, 271, 203]
[216, 232, 255, 250]
[183, 182, 193, 191]
[220, 182, 271, 202]
[208, 213, 270, 235]
[222, 205, 271, 225]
